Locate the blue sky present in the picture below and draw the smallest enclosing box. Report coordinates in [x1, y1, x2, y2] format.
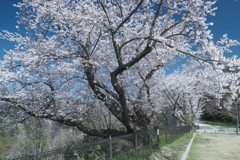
[0, 0, 240, 60]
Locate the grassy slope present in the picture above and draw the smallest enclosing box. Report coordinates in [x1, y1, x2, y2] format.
[150, 133, 193, 160]
[111, 133, 193, 160]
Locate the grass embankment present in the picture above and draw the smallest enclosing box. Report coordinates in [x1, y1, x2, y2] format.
[112, 133, 193, 160]
[150, 133, 193, 160]
[187, 133, 240, 160]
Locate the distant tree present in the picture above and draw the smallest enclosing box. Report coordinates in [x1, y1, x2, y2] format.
[217, 56, 240, 133]
[0, 0, 238, 137]
[201, 99, 233, 123]
[155, 61, 222, 129]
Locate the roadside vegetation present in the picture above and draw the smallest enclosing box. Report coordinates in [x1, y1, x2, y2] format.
[1, 121, 191, 159]
[150, 133, 193, 160]
[0, 130, 15, 159]
[0, 118, 84, 159]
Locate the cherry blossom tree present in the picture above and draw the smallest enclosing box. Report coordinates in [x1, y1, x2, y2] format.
[215, 56, 240, 133]
[154, 60, 223, 129]
[0, 0, 238, 137]
[159, 74, 205, 128]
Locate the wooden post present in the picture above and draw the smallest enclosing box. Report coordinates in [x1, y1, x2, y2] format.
[149, 129, 152, 154]
[32, 148, 38, 160]
[135, 132, 138, 160]
[109, 136, 112, 160]
[165, 127, 168, 144]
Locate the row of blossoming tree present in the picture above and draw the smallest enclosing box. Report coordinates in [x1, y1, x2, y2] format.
[0, 0, 240, 138]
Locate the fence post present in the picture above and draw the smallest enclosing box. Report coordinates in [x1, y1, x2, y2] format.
[32, 148, 38, 160]
[109, 136, 112, 160]
[171, 127, 174, 143]
[135, 132, 138, 160]
[164, 127, 168, 144]
[176, 127, 179, 139]
[149, 128, 152, 154]
[172, 127, 175, 141]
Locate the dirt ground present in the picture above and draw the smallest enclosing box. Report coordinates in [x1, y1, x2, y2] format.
[187, 133, 240, 160]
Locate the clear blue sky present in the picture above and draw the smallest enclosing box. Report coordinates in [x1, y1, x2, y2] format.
[0, 0, 240, 60]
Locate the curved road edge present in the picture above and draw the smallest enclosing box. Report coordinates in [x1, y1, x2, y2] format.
[181, 132, 198, 160]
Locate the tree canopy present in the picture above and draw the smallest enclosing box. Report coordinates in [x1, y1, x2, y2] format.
[0, 0, 239, 137]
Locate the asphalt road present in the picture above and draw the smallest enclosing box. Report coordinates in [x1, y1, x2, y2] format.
[198, 125, 213, 130]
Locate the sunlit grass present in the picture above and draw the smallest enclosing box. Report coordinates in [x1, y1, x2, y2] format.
[187, 133, 240, 160]
[203, 120, 235, 127]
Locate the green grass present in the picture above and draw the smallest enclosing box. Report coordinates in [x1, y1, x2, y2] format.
[113, 145, 150, 160]
[150, 133, 193, 160]
[186, 134, 211, 160]
[203, 120, 235, 127]
[112, 133, 189, 160]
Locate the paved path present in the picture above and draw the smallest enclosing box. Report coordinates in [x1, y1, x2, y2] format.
[195, 122, 235, 133]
